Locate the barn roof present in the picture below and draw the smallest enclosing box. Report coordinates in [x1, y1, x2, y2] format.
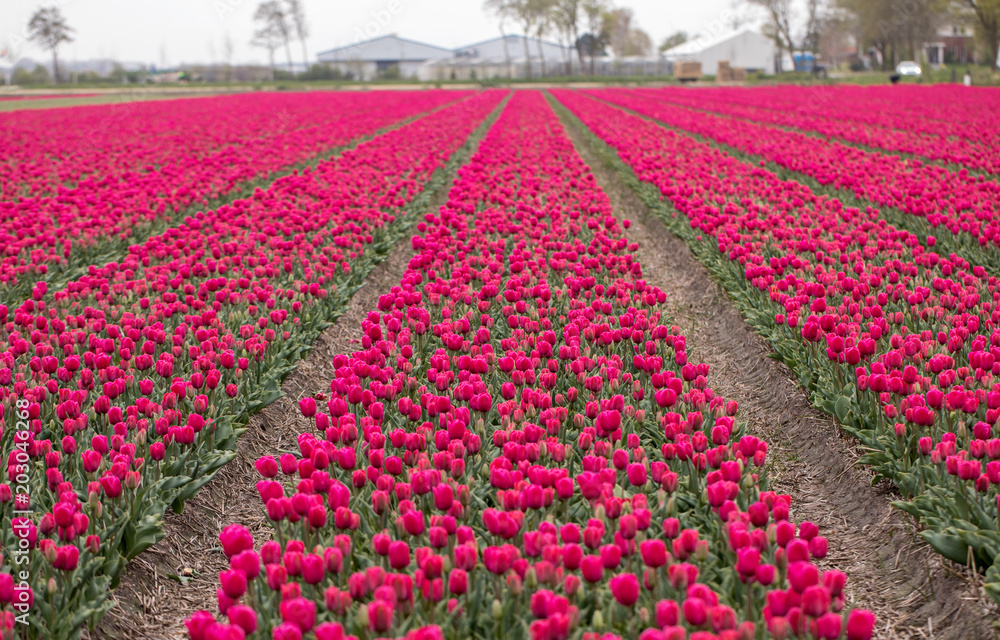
[317, 35, 453, 62]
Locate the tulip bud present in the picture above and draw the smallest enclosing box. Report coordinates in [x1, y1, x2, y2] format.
[774, 547, 787, 571]
[48, 578, 57, 595]
[525, 567, 537, 588]
[125, 471, 141, 491]
[492, 599, 503, 620]
[592, 610, 604, 630]
[694, 540, 709, 562]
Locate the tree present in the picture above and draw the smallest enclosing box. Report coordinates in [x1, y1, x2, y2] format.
[803, 0, 824, 56]
[961, 0, 1000, 68]
[13, 64, 50, 86]
[251, 12, 282, 80]
[838, 0, 946, 69]
[552, 0, 583, 72]
[531, 0, 556, 76]
[745, 0, 798, 71]
[747, 0, 797, 70]
[254, 1, 294, 73]
[285, 0, 310, 70]
[484, 0, 554, 77]
[659, 31, 688, 53]
[604, 7, 652, 57]
[812, 6, 854, 68]
[484, 0, 516, 77]
[223, 33, 234, 83]
[27, 7, 74, 83]
[581, 0, 608, 74]
[512, 0, 539, 77]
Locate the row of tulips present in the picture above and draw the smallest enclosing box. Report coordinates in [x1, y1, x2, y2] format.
[0, 90, 468, 299]
[638, 86, 1000, 176]
[0, 89, 506, 639]
[581, 88, 1000, 276]
[187, 90, 875, 640]
[550, 89, 1000, 603]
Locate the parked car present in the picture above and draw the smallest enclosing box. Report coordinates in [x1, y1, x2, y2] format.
[895, 61, 921, 77]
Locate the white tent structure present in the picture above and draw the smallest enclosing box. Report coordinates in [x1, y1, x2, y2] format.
[317, 35, 453, 81]
[419, 35, 575, 81]
[313, 34, 671, 81]
[663, 28, 777, 76]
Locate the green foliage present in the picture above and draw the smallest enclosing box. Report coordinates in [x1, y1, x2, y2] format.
[659, 31, 688, 53]
[11, 65, 50, 85]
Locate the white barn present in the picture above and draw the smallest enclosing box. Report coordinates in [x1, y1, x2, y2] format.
[419, 35, 576, 81]
[454, 35, 571, 64]
[663, 28, 777, 76]
[316, 35, 452, 81]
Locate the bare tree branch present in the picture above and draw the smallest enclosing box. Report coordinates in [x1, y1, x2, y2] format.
[27, 7, 74, 83]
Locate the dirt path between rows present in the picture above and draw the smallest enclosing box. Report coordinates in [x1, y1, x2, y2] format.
[91, 213, 424, 640]
[556, 106, 999, 640]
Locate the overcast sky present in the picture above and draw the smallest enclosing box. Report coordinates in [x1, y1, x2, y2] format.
[1, 0, 779, 67]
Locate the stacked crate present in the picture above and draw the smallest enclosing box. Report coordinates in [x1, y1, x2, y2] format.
[674, 60, 702, 81]
[717, 60, 746, 82]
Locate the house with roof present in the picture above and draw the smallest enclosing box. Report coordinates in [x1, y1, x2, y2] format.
[662, 28, 777, 76]
[924, 24, 976, 67]
[316, 35, 453, 81]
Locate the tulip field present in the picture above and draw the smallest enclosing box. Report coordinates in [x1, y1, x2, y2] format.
[1, 85, 999, 640]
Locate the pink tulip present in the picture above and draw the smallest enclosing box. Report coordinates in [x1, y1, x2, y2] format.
[846, 609, 876, 640]
[608, 573, 640, 607]
[219, 525, 254, 559]
[218, 570, 247, 599]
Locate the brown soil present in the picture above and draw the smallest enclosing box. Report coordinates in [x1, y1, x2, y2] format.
[557, 108, 1000, 640]
[91, 220, 422, 640]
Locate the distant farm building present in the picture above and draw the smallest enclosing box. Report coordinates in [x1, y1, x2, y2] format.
[662, 29, 777, 76]
[314, 33, 669, 81]
[316, 35, 453, 81]
[419, 35, 575, 80]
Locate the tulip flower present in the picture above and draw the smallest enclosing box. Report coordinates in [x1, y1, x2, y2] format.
[609, 573, 640, 607]
[639, 540, 668, 569]
[219, 525, 254, 560]
[218, 570, 247, 599]
[846, 609, 876, 640]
